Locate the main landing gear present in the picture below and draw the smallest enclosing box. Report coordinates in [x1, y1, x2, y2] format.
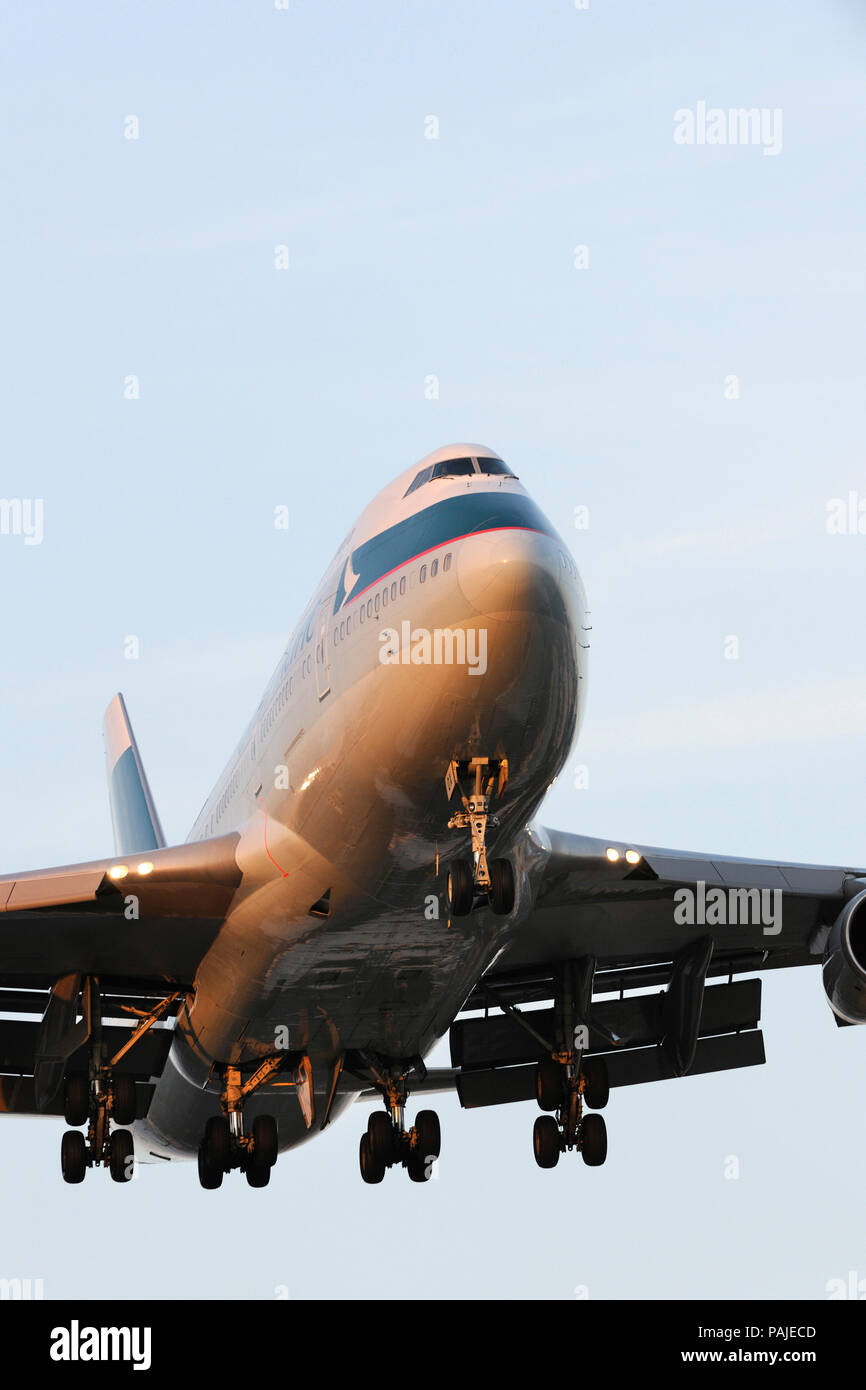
[533, 1053, 609, 1170]
[444, 757, 515, 917]
[58, 977, 180, 1185]
[351, 1057, 441, 1184]
[525, 958, 611, 1170]
[197, 1054, 314, 1190]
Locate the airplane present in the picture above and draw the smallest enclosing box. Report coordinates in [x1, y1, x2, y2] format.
[1, 441, 864, 1187]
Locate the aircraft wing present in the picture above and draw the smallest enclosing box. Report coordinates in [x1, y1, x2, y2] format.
[0, 834, 242, 1117]
[447, 825, 866, 1110]
[0, 834, 241, 986]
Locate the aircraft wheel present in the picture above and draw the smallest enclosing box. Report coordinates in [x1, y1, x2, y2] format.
[112, 1075, 137, 1126]
[245, 1151, 271, 1187]
[109, 1128, 135, 1183]
[414, 1109, 441, 1161]
[203, 1115, 231, 1171]
[447, 859, 475, 916]
[252, 1114, 278, 1168]
[536, 1056, 563, 1112]
[582, 1057, 609, 1110]
[581, 1113, 608, 1167]
[359, 1132, 385, 1184]
[64, 1074, 89, 1127]
[533, 1115, 560, 1170]
[367, 1111, 395, 1166]
[407, 1151, 433, 1183]
[489, 858, 515, 915]
[197, 1143, 222, 1190]
[61, 1129, 87, 1184]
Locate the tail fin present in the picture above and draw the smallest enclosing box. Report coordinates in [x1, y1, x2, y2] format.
[103, 693, 166, 856]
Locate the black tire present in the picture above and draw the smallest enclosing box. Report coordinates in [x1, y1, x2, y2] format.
[61, 1129, 87, 1184]
[112, 1075, 137, 1126]
[252, 1114, 278, 1168]
[582, 1057, 610, 1111]
[109, 1128, 135, 1183]
[533, 1115, 560, 1170]
[197, 1143, 222, 1190]
[64, 1075, 89, 1127]
[489, 858, 515, 915]
[407, 1151, 432, 1183]
[359, 1132, 385, 1184]
[367, 1112, 395, 1167]
[581, 1112, 608, 1167]
[536, 1056, 563, 1112]
[414, 1109, 441, 1160]
[204, 1115, 231, 1171]
[447, 859, 475, 916]
[245, 1151, 271, 1188]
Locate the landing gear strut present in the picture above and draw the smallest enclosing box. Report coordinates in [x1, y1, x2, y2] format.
[57, 977, 179, 1185]
[197, 1053, 313, 1190]
[445, 757, 514, 916]
[351, 1056, 441, 1184]
[529, 959, 610, 1169]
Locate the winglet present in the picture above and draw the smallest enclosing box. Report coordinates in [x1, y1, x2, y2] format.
[103, 693, 166, 856]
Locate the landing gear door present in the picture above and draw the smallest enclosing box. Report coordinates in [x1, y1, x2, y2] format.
[316, 598, 333, 700]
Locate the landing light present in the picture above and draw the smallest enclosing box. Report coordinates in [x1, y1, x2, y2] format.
[625, 850, 642, 865]
[605, 847, 620, 863]
[137, 862, 154, 876]
[108, 865, 128, 880]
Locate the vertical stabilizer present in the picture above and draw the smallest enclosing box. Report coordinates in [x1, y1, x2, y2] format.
[103, 693, 166, 856]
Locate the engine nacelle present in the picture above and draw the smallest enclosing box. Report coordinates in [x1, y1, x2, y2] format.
[823, 888, 866, 1024]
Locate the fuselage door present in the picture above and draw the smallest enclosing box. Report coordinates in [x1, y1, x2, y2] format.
[316, 598, 332, 700]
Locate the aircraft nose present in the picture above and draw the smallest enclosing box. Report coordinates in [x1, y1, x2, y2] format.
[456, 528, 562, 618]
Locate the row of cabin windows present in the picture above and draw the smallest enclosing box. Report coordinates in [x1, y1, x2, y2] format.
[218, 551, 457, 820]
[333, 551, 452, 644]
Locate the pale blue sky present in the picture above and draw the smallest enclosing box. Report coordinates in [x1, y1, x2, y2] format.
[0, 0, 865, 1299]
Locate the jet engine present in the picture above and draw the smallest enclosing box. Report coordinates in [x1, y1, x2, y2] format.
[823, 887, 866, 1024]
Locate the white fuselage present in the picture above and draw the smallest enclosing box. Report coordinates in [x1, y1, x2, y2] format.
[138, 447, 588, 1159]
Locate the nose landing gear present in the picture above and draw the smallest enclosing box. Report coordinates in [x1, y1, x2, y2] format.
[445, 757, 514, 916]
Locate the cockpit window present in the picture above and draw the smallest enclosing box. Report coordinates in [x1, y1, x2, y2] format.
[431, 458, 475, 480]
[476, 457, 517, 477]
[404, 466, 433, 498]
[403, 455, 516, 499]
[403, 457, 475, 497]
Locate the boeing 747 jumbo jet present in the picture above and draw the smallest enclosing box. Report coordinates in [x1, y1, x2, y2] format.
[1, 443, 864, 1187]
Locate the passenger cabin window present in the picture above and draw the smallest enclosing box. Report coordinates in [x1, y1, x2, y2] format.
[443, 552, 452, 571]
[431, 559, 438, 578]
